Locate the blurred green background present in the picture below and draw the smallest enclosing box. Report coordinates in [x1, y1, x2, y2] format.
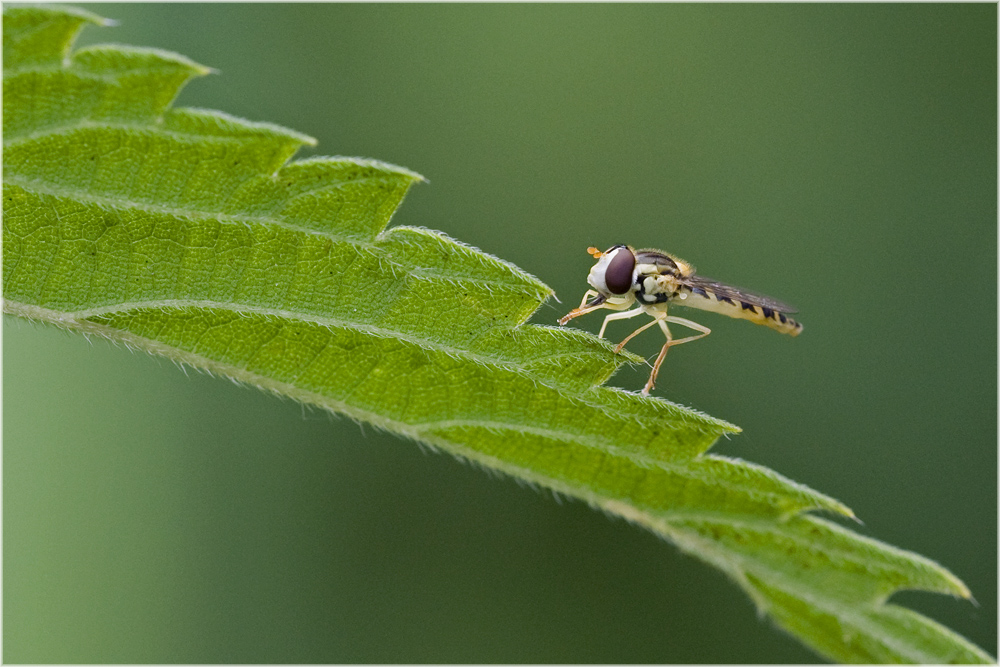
[4, 4, 995, 663]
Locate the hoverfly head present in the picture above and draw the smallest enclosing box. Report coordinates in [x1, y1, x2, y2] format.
[587, 245, 636, 297]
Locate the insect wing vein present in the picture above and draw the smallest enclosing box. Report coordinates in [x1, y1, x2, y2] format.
[682, 275, 798, 313]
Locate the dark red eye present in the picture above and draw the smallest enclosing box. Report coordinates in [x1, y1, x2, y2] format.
[605, 246, 635, 295]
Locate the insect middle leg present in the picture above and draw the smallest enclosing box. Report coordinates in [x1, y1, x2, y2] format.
[597, 305, 646, 339]
[643, 316, 712, 395]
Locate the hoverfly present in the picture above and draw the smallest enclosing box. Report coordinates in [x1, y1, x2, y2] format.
[558, 245, 802, 395]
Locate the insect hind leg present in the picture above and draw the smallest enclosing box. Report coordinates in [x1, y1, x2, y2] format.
[642, 316, 712, 395]
[661, 316, 711, 347]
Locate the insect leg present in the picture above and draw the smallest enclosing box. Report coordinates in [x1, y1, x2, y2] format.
[613, 310, 665, 352]
[558, 290, 632, 326]
[557, 290, 603, 325]
[597, 306, 645, 338]
[662, 316, 711, 347]
[642, 317, 712, 395]
[577, 289, 600, 310]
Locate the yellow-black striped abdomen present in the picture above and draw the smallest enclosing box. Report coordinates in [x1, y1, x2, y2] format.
[675, 285, 803, 336]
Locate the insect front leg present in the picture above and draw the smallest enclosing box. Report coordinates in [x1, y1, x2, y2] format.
[557, 290, 603, 325]
[558, 291, 632, 326]
[576, 289, 600, 310]
[642, 316, 712, 395]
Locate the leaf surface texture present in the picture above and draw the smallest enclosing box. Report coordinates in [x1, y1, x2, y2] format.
[2, 6, 990, 663]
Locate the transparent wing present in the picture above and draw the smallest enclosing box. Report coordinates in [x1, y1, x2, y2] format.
[682, 274, 799, 313]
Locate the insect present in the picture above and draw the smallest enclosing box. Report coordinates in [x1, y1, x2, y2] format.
[558, 245, 802, 395]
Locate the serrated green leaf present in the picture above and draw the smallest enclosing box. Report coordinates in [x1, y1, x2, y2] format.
[2, 6, 991, 663]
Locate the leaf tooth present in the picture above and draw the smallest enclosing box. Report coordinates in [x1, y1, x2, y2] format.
[165, 108, 316, 150]
[681, 513, 974, 603]
[6, 140, 421, 248]
[4, 46, 211, 135]
[72, 44, 210, 78]
[3, 4, 106, 70]
[742, 573, 991, 663]
[477, 325, 629, 391]
[251, 157, 423, 240]
[381, 226, 552, 299]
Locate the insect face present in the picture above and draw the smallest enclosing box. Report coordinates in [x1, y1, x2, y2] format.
[587, 245, 636, 297]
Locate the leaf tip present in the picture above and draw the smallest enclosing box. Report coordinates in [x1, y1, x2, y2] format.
[948, 573, 974, 602]
[390, 162, 427, 184]
[795, 497, 857, 523]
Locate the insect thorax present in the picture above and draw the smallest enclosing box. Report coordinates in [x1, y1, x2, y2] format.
[635, 270, 679, 304]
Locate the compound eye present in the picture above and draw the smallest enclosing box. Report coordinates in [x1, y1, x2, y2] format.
[604, 246, 635, 295]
